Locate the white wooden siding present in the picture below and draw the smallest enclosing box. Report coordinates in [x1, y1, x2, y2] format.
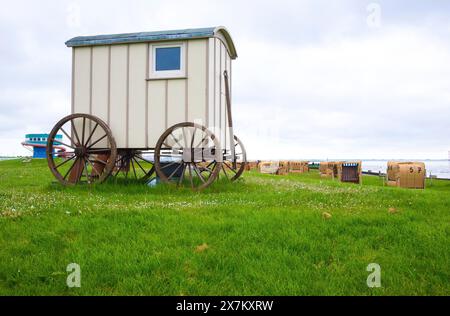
[224, 46, 232, 151]
[73, 47, 91, 114]
[214, 38, 221, 144]
[91, 46, 109, 123]
[220, 40, 227, 150]
[209, 37, 233, 151]
[72, 47, 91, 147]
[72, 37, 229, 149]
[187, 39, 207, 126]
[109, 45, 128, 148]
[207, 38, 215, 131]
[147, 80, 166, 147]
[90, 46, 109, 148]
[167, 79, 186, 127]
[128, 43, 147, 148]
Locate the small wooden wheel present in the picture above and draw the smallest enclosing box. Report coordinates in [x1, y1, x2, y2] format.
[154, 122, 222, 190]
[222, 135, 247, 181]
[46, 113, 117, 185]
[112, 149, 155, 182]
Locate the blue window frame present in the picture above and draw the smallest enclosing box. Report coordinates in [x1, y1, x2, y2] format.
[155, 47, 181, 71]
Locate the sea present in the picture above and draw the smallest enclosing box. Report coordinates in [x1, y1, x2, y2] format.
[361, 160, 450, 179]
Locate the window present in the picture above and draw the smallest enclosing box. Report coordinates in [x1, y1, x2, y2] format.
[149, 43, 185, 79]
[156, 47, 181, 71]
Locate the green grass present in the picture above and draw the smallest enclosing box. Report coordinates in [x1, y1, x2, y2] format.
[0, 158, 449, 295]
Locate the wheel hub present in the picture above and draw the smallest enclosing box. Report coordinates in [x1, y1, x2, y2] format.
[75, 146, 86, 156]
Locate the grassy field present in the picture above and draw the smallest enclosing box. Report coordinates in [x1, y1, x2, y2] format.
[0, 158, 449, 296]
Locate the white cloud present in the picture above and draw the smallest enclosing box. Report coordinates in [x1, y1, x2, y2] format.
[233, 26, 450, 159]
[0, 0, 449, 160]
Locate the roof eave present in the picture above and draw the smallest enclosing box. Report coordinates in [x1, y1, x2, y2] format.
[213, 26, 238, 59]
[65, 33, 213, 48]
[65, 26, 238, 59]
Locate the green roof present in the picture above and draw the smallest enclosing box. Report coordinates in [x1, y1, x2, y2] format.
[66, 26, 237, 59]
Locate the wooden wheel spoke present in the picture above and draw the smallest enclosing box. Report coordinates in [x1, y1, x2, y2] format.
[167, 163, 183, 181]
[148, 166, 155, 176]
[60, 127, 76, 147]
[54, 155, 76, 169]
[71, 119, 82, 145]
[91, 158, 107, 165]
[190, 127, 197, 148]
[178, 164, 186, 186]
[224, 162, 238, 174]
[201, 163, 215, 175]
[195, 133, 208, 149]
[51, 138, 75, 149]
[135, 155, 154, 164]
[170, 133, 183, 149]
[193, 163, 206, 183]
[83, 158, 91, 183]
[87, 134, 108, 149]
[221, 164, 230, 180]
[81, 117, 86, 146]
[160, 161, 179, 170]
[131, 158, 137, 179]
[113, 159, 123, 177]
[203, 167, 213, 174]
[188, 164, 194, 188]
[63, 156, 80, 180]
[86, 157, 101, 177]
[132, 157, 149, 174]
[84, 123, 99, 147]
[182, 128, 188, 148]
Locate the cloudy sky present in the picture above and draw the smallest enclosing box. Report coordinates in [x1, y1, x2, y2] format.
[1, 0, 450, 159]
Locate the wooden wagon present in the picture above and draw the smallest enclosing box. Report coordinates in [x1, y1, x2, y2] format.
[46, 27, 247, 190]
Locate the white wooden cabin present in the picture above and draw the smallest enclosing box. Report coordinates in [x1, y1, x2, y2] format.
[66, 26, 237, 151]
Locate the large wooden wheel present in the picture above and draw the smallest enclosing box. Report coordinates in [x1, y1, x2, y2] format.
[154, 122, 222, 190]
[46, 113, 117, 185]
[222, 135, 247, 181]
[112, 149, 155, 182]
